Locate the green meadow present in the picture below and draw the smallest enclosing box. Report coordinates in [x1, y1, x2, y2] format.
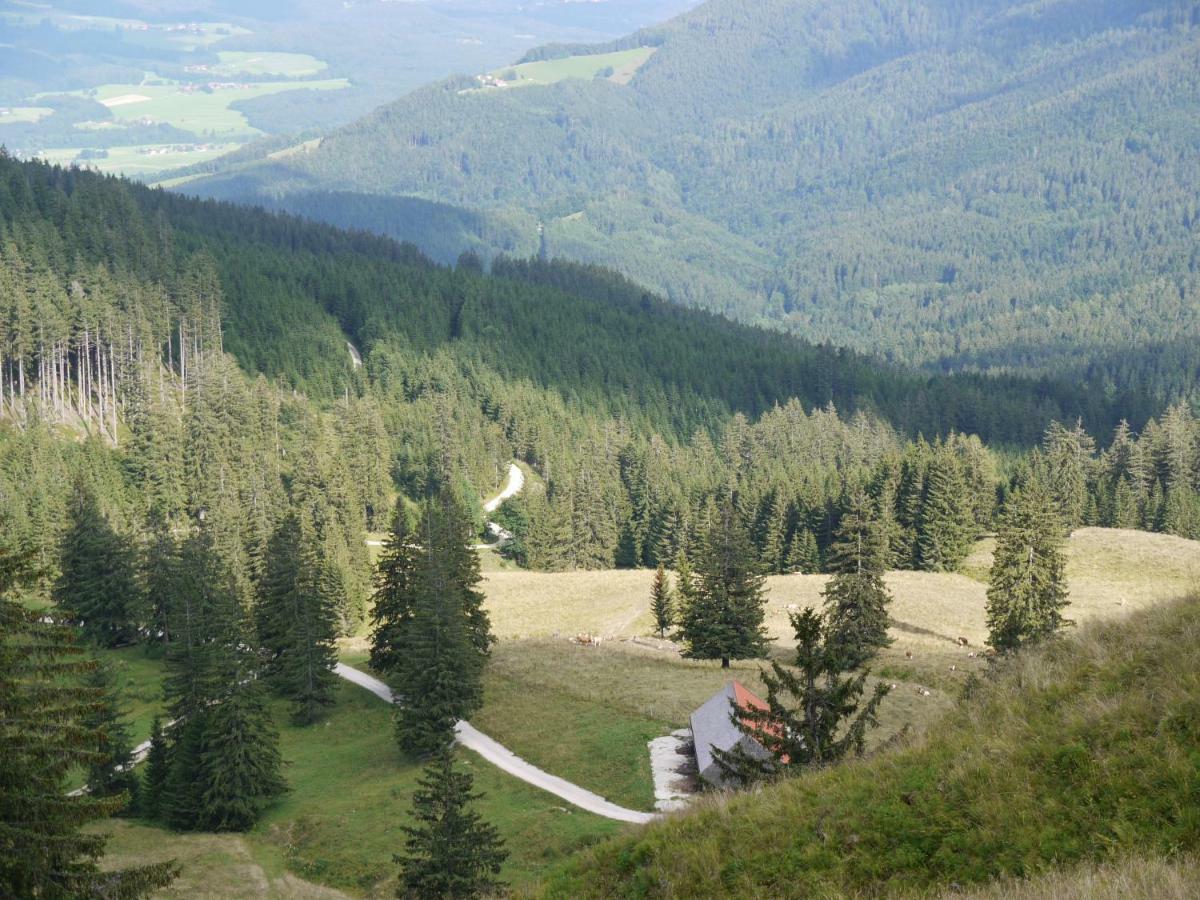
[77, 79, 348, 137]
[214, 52, 329, 78]
[485, 47, 656, 90]
[39, 143, 240, 178]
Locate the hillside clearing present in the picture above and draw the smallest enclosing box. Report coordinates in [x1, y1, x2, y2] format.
[535, 592, 1200, 897]
[38, 143, 240, 178]
[0, 106, 53, 123]
[471, 528, 1200, 690]
[475, 47, 656, 92]
[56, 79, 350, 137]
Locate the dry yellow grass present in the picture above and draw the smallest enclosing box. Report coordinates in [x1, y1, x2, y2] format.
[482, 569, 657, 639]
[484, 528, 1199, 641]
[946, 854, 1200, 899]
[470, 528, 1200, 692]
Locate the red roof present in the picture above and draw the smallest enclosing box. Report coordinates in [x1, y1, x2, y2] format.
[731, 680, 787, 763]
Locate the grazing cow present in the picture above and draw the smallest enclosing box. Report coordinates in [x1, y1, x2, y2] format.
[956, 636, 970, 647]
[904, 650, 913, 659]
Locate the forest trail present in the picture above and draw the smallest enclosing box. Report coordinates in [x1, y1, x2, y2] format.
[368, 462, 523, 549]
[333, 663, 657, 825]
[484, 462, 524, 513]
[474, 462, 524, 549]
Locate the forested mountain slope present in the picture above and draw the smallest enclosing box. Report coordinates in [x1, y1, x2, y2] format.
[186, 0, 1200, 387]
[6, 154, 1199, 604]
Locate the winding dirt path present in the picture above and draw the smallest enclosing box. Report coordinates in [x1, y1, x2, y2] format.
[333, 663, 656, 824]
[347, 460, 659, 824]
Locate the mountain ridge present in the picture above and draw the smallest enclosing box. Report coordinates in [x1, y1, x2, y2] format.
[183, 0, 1200, 384]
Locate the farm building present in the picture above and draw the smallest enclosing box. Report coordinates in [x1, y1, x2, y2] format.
[689, 680, 772, 787]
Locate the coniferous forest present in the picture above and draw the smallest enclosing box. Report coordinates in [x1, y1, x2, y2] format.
[3, 63, 1200, 890]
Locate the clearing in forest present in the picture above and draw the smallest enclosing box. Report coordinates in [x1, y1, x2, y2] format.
[474, 47, 657, 92]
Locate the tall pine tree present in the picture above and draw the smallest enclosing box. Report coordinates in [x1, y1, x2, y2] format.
[650, 563, 674, 637]
[822, 490, 894, 669]
[916, 446, 975, 572]
[713, 607, 889, 787]
[373, 491, 495, 758]
[986, 472, 1071, 652]
[158, 529, 286, 831]
[52, 482, 140, 646]
[676, 497, 768, 668]
[257, 512, 340, 725]
[81, 657, 140, 807]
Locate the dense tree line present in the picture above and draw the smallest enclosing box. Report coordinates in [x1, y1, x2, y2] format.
[4, 152, 1181, 593]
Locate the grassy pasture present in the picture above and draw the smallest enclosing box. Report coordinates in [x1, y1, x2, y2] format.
[469, 528, 1200, 692]
[39, 143, 240, 178]
[469, 639, 951, 811]
[484, 47, 656, 90]
[83, 526, 1200, 895]
[73, 79, 349, 136]
[97, 821, 342, 899]
[0, 106, 52, 124]
[102, 644, 169, 744]
[215, 52, 328, 78]
[90, 658, 622, 896]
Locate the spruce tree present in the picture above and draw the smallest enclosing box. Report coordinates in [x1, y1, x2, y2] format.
[395, 749, 508, 900]
[916, 447, 975, 572]
[786, 527, 820, 574]
[258, 512, 340, 725]
[650, 563, 674, 637]
[195, 679, 288, 831]
[759, 495, 787, 574]
[676, 497, 768, 668]
[713, 607, 889, 787]
[1, 546, 178, 896]
[52, 482, 140, 646]
[142, 717, 169, 820]
[986, 475, 1071, 652]
[141, 526, 182, 648]
[1042, 420, 1097, 530]
[673, 548, 695, 608]
[160, 530, 287, 831]
[822, 491, 893, 669]
[81, 658, 140, 807]
[370, 503, 420, 675]
[375, 491, 495, 758]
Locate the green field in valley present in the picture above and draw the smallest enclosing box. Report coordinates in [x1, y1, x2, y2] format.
[214, 51, 329, 78]
[89, 645, 623, 895]
[38, 143, 241, 178]
[72, 78, 349, 137]
[0, 106, 52, 124]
